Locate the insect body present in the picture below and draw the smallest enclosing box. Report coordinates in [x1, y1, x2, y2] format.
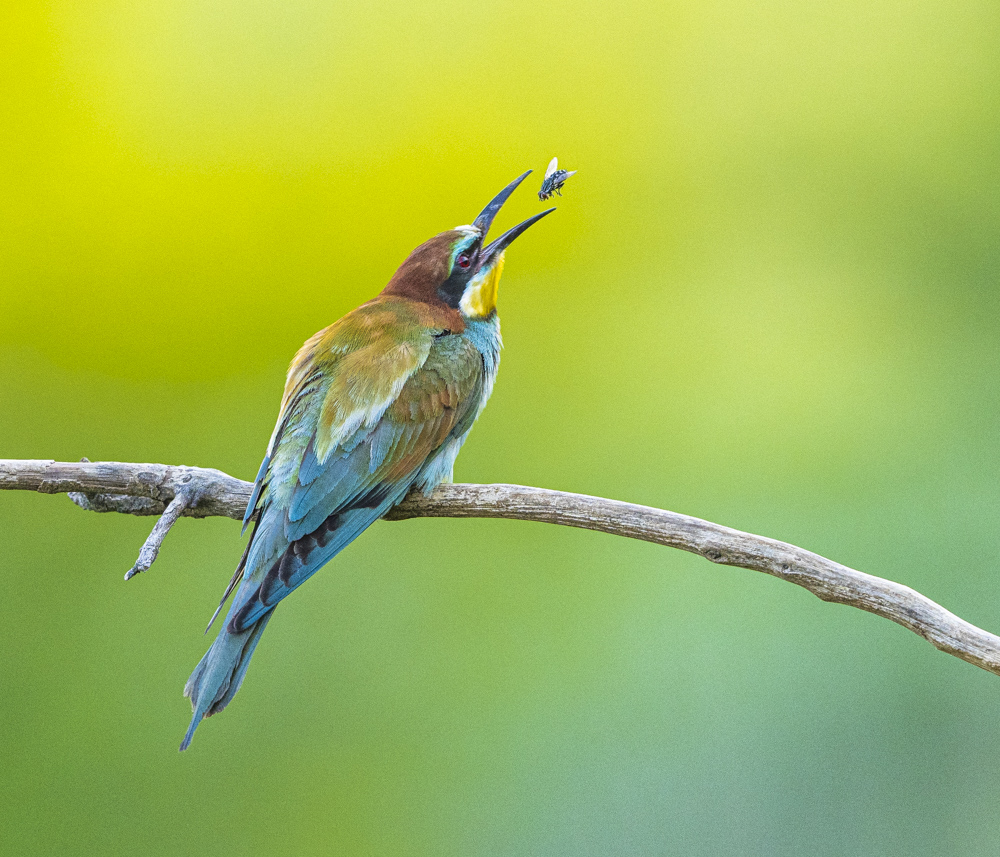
[538, 157, 577, 200]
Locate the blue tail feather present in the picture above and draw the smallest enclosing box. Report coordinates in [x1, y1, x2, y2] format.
[180, 609, 274, 751]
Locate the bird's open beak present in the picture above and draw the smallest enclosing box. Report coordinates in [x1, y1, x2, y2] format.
[481, 208, 555, 266]
[473, 171, 556, 268]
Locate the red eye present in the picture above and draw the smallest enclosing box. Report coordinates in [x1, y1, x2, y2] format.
[456, 253, 472, 269]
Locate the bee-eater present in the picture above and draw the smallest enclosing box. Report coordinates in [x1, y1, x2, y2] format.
[181, 171, 554, 749]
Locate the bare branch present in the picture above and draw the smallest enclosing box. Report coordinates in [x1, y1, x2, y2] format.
[2, 460, 247, 518]
[3, 458, 999, 678]
[6, 460, 251, 577]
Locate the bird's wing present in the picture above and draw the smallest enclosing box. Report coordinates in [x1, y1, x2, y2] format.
[545, 157, 559, 178]
[241, 324, 335, 532]
[225, 309, 485, 633]
[211, 325, 350, 626]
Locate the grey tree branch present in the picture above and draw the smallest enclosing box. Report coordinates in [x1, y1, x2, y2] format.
[3, 458, 999, 678]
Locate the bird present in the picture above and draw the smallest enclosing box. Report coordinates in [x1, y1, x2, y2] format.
[180, 170, 555, 750]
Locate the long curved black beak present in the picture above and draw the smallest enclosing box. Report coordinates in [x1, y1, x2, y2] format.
[480, 208, 556, 266]
[473, 170, 533, 236]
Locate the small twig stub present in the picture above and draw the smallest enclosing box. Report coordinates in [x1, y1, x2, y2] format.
[124, 490, 196, 580]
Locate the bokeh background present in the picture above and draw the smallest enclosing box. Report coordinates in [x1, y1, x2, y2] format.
[3, 1, 1000, 853]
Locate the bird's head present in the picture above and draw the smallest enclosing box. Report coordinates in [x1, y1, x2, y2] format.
[382, 171, 555, 321]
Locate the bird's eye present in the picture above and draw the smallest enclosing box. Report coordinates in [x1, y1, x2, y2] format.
[456, 253, 472, 269]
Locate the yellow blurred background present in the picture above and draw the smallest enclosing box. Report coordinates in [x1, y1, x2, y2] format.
[3, 1, 1000, 853]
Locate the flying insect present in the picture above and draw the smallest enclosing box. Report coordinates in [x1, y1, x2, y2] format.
[538, 157, 577, 200]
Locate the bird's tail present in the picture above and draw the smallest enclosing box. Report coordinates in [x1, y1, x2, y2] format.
[180, 609, 275, 751]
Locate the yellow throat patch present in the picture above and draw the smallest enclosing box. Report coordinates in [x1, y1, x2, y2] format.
[460, 253, 505, 319]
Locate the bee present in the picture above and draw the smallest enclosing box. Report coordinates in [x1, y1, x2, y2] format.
[538, 157, 577, 200]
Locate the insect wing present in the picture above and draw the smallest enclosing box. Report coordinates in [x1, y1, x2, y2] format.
[544, 157, 559, 178]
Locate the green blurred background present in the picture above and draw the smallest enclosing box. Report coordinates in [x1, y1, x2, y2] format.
[3, 1, 1000, 853]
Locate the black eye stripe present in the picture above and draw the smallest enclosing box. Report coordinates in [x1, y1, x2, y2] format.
[438, 248, 476, 309]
